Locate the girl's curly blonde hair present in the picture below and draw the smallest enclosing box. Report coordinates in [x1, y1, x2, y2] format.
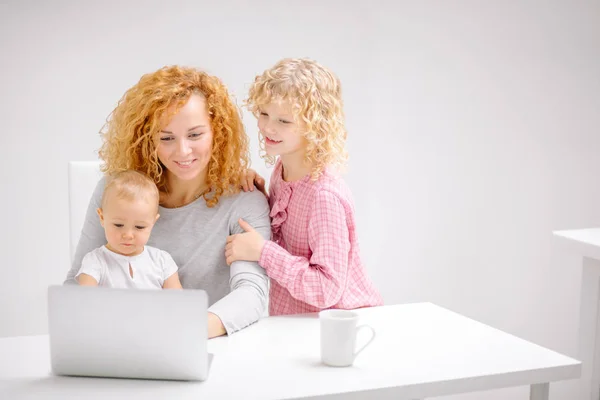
[98, 65, 249, 207]
[245, 58, 348, 180]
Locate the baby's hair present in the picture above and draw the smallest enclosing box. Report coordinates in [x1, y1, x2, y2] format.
[246, 58, 348, 180]
[101, 170, 160, 213]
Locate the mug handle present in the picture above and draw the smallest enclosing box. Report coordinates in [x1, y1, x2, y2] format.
[353, 324, 376, 361]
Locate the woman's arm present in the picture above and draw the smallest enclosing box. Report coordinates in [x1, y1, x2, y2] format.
[64, 178, 107, 284]
[208, 313, 227, 338]
[207, 190, 271, 337]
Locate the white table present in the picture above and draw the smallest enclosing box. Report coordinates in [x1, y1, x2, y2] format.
[554, 228, 600, 400]
[0, 303, 580, 400]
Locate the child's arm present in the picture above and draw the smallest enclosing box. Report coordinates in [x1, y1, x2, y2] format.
[75, 251, 104, 286]
[163, 272, 183, 289]
[77, 273, 99, 286]
[259, 190, 351, 309]
[240, 168, 268, 198]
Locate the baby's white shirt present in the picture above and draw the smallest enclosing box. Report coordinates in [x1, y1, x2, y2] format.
[76, 245, 178, 289]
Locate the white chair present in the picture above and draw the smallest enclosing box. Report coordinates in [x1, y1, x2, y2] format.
[68, 161, 103, 262]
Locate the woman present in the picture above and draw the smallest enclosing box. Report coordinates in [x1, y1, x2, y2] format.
[65, 65, 271, 338]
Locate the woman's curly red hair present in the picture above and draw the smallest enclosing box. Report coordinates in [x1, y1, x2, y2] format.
[98, 65, 249, 207]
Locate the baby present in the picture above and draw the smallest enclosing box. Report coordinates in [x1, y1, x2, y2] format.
[76, 170, 182, 289]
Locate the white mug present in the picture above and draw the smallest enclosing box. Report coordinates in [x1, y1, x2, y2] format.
[319, 309, 376, 367]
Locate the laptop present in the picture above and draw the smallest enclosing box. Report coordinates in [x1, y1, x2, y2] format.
[47, 285, 209, 381]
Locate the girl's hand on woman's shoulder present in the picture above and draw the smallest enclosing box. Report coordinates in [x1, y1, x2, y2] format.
[240, 169, 267, 197]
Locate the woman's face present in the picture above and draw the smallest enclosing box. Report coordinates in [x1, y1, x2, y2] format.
[157, 94, 213, 184]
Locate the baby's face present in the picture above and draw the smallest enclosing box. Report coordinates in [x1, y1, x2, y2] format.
[97, 195, 159, 257]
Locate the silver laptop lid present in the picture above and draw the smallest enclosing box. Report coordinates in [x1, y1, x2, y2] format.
[48, 285, 208, 381]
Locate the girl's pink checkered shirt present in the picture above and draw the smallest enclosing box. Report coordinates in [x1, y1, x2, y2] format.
[259, 160, 383, 315]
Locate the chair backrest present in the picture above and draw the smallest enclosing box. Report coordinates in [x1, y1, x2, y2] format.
[68, 161, 103, 262]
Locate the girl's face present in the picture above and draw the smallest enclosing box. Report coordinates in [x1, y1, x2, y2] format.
[157, 94, 214, 184]
[257, 101, 308, 160]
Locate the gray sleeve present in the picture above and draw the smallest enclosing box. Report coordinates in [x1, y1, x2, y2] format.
[64, 177, 107, 285]
[208, 191, 271, 335]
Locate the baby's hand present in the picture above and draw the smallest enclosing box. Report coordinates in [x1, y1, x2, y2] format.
[240, 169, 267, 197]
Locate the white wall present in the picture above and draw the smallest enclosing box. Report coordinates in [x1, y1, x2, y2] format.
[1, 1, 599, 399]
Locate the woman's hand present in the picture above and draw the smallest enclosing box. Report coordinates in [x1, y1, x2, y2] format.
[208, 312, 227, 338]
[225, 219, 266, 265]
[240, 169, 267, 197]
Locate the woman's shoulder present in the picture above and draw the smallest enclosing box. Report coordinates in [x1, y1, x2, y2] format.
[94, 175, 107, 187]
[219, 189, 271, 231]
[225, 188, 270, 212]
[90, 175, 107, 201]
